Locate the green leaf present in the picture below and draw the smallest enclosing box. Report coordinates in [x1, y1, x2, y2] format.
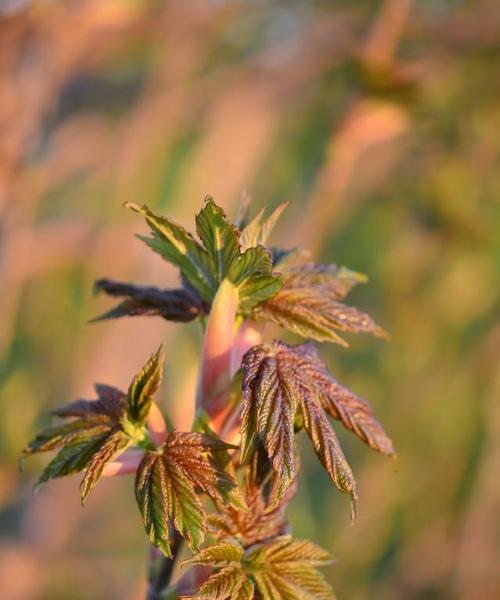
[135, 432, 238, 556]
[92, 279, 205, 323]
[254, 263, 387, 346]
[195, 198, 241, 283]
[127, 202, 215, 302]
[36, 431, 111, 487]
[23, 351, 168, 501]
[127, 199, 282, 315]
[240, 341, 394, 512]
[126, 346, 164, 426]
[228, 246, 283, 313]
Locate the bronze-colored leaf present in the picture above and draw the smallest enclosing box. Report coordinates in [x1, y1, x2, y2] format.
[92, 279, 205, 322]
[254, 262, 387, 346]
[239, 341, 394, 512]
[22, 350, 169, 502]
[184, 535, 334, 600]
[208, 471, 289, 547]
[135, 432, 238, 556]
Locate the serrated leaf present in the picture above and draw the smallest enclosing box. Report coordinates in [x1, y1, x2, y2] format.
[228, 245, 283, 313]
[181, 565, 250, 600]
[127, 199, 282, 315]
[127, 202, 215, 302]
[254, 263, 387, 346]
[184, 536, 334, 600]
[184, 542, 244, 566]
[36, 431, 112, 486]
[195, 198, 241, 283]
[208, 472, 289, 547]
[240, 344, 297, 501]
[248, 537, 332, 566]
[299, 392, 357, 518]
[135, 432, 238, 556]
[92, 279, 205, 322]
[239, 341, 394, 511]
[126, 346, 164, 426]
[23, 353, 168, 500]
[80, 429, 130, 503]
[240, 202, 287, 251]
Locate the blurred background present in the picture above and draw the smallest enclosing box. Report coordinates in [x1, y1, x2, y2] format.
[0, 0, 499, 598]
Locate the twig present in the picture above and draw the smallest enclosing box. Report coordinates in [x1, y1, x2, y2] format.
[146, 530, 183, 600]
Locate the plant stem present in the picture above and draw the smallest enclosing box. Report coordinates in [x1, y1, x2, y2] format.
[146, 530, 183, 600]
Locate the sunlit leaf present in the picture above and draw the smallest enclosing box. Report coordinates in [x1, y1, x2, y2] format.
[228, 245, 283, 313]
[183, 536, 334, 600]
[240, 202, 288, 251]
[126, 202, 215, 302]
[208, 471, 289, 547]
[195, 198, 241, 283]
[254, 263, 387, 346]
[126, 346, 164, 426]
[240, 341, 394, 511]
[22, 350, 169, 502]
[135, 431, 238, 556]
[127, 199, 282, 315]
[80, 429, 130, 502]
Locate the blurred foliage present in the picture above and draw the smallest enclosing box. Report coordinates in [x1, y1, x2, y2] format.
[0, 0, 499, 599]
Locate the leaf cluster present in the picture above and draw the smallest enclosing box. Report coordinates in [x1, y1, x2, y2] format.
[182, 536, 336, 600]
[24, 196, 396, 599]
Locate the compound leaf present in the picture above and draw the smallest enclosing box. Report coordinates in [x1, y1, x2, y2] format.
[80, 429, 130, 503]
[23, 351, 169, 502]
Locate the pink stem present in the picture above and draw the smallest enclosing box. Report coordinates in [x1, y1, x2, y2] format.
[196, 279, 239, 422]
[102, 450, 144, 477]
[230, 320, 263, 376]
[147, 401, 168, 447]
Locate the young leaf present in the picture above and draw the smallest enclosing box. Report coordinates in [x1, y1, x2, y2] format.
[127, 199, 283, 315]
[126, 346, 164, 426]
[195, 198, 241, 283]
[23, 383, 132, 501]
[240, 344, 298, 501]
[80, 429, 130, 502]
[228, 245, 283, 313]
[208, 472, 290, 547]
[183, 536, 334, 600]
[23, 349, 169, 502]
[92, 279, 205, 322]
[240, 341, 395, 511]
[126, 202, 216, 303]
[135, 431, 238, 556]
[182, 565, 252, 600]
[239, 202, 288, 251]
[253, 263, 387, 346]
